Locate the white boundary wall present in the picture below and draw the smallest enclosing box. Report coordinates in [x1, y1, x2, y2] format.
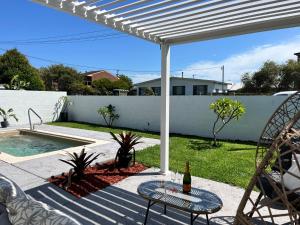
[68, 95, 286, 142]
[0, 90, 66, 125]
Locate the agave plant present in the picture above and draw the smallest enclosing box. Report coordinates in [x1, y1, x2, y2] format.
[110, 131, 142, 168]
[59, 148, 102, 181]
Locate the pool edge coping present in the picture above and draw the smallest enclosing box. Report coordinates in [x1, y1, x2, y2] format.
[0, 128, 112, 164]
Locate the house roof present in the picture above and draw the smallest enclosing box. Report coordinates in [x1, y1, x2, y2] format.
[83, 70, 119, 81]
[134, 77, 231, 86]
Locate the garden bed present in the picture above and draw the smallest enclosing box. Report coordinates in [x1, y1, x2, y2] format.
[48, 161, 147, 198]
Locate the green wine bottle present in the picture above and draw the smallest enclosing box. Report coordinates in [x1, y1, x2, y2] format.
[183, 161, 191, 193]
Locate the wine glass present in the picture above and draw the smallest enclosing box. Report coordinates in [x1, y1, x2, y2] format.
[176, 170, 182, 184]
[171, 171, 176, 183]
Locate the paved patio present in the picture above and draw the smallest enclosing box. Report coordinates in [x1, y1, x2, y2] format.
[0, 124, 159, 190]
[0, 125, 289, 224]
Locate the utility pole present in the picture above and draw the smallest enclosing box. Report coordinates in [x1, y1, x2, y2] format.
[221, 65, 225, 94]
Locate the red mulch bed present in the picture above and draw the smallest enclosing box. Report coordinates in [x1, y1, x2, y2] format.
[48, 161, 146, 198]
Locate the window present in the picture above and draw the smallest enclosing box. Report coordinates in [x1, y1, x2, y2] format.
[193, 85, 208, 95]
[172, 86, 185, 95]
[151, 87, 161, 96]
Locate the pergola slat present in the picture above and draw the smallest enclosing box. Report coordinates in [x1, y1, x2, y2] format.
[139, 0, 298, 33]
[124, 0, 235, 25]
[108, 0, 182, 19]
[163, 12, 300, 44]
[148, 3, 300, 36]
[158, 10, 300, 38]
[116, 0, 213, 22]
[129, 0, 278, 28]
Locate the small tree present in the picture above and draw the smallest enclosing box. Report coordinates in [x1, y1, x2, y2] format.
[210, 98, 245, 146]
[97, 104, 119, 127]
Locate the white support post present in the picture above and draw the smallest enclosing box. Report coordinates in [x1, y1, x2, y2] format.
[160, 44, 170, 174]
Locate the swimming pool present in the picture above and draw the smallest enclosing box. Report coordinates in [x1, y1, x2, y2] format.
[0, 130, 93, 157]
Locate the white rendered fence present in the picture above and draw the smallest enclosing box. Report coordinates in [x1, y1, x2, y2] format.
[0, 90, 66, 126]
[68, 95, 286, 141]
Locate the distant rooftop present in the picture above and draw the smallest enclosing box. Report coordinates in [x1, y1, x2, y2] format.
[134, 77, 231, 86]
[83, 70, 118, 81]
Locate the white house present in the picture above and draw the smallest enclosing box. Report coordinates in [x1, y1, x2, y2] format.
[134, 77, 230, 96]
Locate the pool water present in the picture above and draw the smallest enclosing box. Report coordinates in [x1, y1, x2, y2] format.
[0, 133, 86, 157]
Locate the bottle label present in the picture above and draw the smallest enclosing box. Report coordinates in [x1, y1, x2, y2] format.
[183, 184, 191, 193]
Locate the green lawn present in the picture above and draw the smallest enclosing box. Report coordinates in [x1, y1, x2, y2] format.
[49, 121, 257, 188]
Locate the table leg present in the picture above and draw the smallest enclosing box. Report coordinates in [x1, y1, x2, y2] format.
[206, 213, 210, 225]
[144, 200, 151, 225]
[164, 204, 167, 215]
[190, 213, 199, 225]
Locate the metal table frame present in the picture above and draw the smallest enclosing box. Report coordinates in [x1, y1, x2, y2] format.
[143, 199, 210, 225]
[138, 181, 222, 225]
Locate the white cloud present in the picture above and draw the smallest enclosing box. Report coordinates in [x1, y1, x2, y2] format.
[131, 36, 300, 84]
[131, 73, 160, 84]
[183, 37, 300, 84]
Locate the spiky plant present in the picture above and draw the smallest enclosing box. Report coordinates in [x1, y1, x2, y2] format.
[110, 131, 142, 167]
[0, 108, 18, 122]
[59, 148, 101, 181]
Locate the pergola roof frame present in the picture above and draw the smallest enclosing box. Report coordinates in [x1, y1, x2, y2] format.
[33, 0, 300, 45]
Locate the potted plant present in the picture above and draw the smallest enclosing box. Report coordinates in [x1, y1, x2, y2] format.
[0, 108, 18, 128]
[59, 96, 72, 122]
[110, 131, 142, 168]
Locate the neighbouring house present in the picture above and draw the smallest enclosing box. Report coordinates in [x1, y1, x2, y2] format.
[83, 70, 118, 85]
[134, 77, 230, 96]
[113, 89, 129, 96]
[83, 70, 128, 95]
[295, 52, 300, 63]
[228, 83, 243, 93]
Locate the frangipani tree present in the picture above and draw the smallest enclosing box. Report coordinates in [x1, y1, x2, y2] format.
[210, 98, 246, 146]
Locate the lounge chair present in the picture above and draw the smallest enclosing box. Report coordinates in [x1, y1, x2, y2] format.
[0, 174, 81, 225]
[235, 92, 300, 225]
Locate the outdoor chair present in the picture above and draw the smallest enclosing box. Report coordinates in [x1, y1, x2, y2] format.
[235, 92, 300, 225]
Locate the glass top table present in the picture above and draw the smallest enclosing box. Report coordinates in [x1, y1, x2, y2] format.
[137, 180, 223, 225]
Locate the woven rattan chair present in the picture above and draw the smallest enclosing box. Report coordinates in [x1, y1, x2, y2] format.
[235, 92, 300, 225]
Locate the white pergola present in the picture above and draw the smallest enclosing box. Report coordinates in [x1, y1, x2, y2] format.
[33, 0, 300, 174]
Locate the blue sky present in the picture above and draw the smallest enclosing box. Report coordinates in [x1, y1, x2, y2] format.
[1, 1, 300, 84]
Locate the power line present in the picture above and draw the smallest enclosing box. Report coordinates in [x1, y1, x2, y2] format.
[1, 29, 118, 42]
[0, 33, 126, 45]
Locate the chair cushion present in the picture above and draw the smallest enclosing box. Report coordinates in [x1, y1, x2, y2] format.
[0, 175, 27, 205]
[0, 203, 11, 225]
[6, 195, 80, 225]
[283, 154, 300, 193]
